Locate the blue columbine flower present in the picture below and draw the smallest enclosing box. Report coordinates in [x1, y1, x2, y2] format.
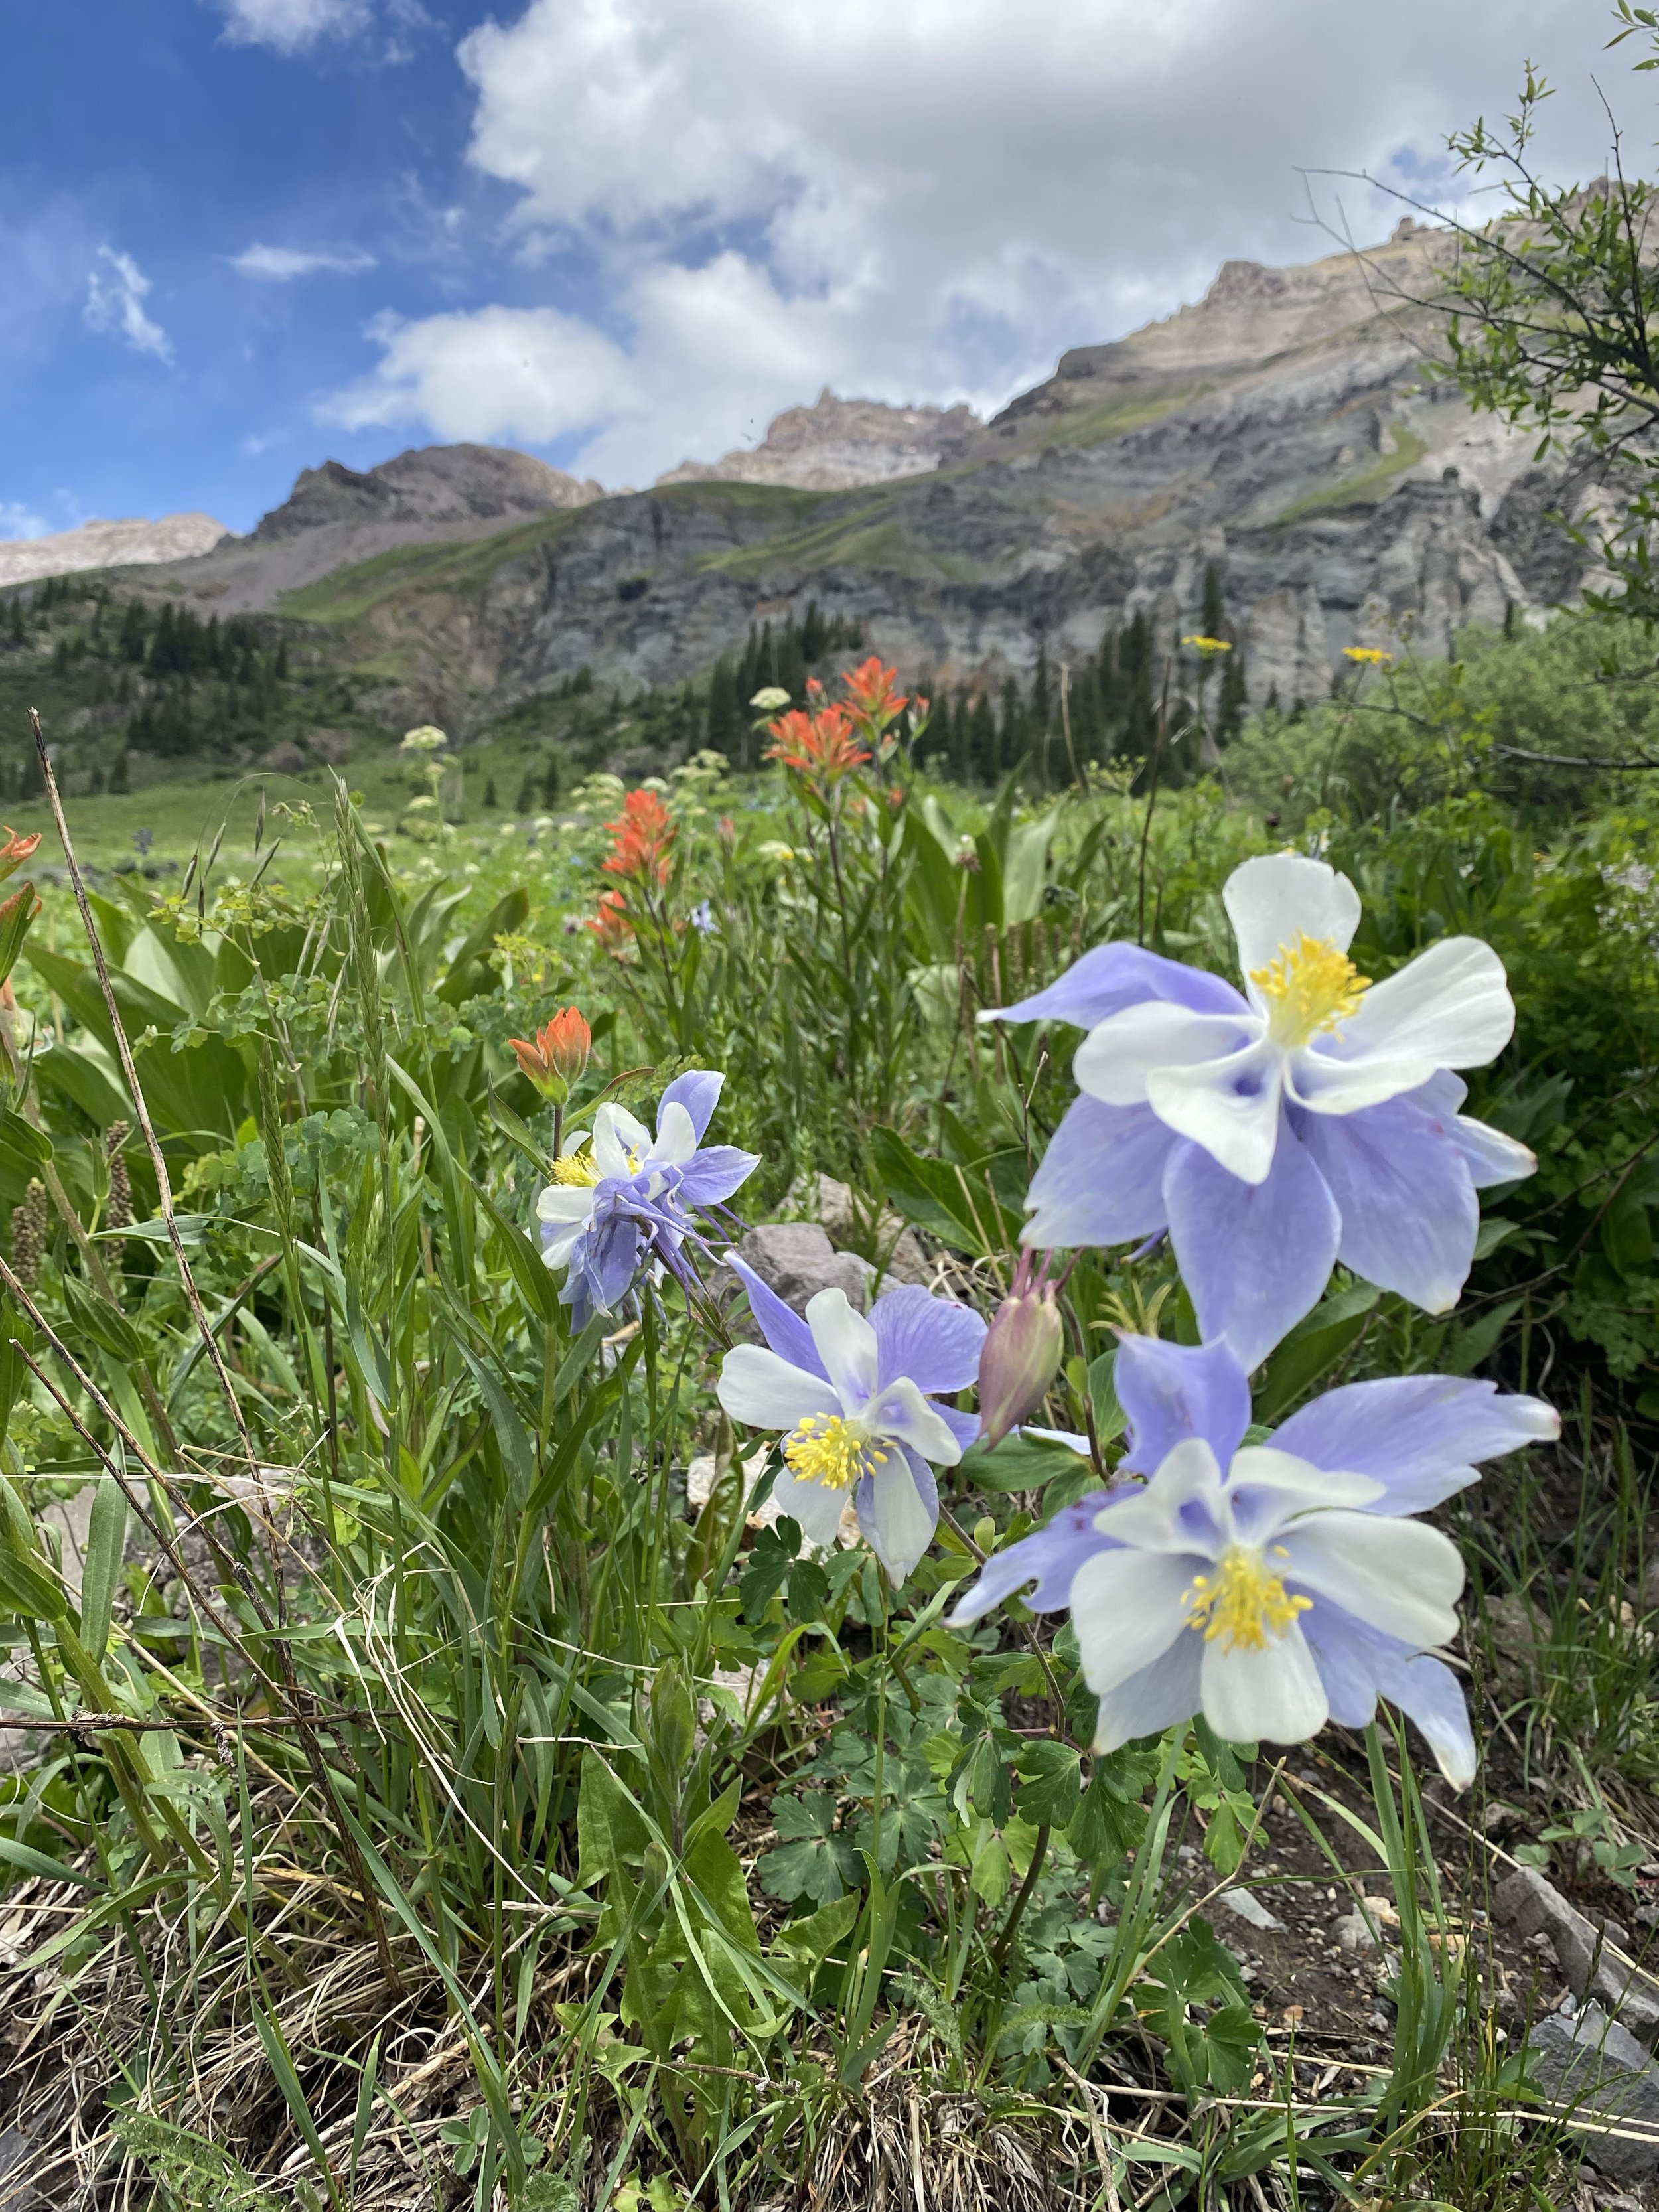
[950, 1333, 1556, 1783]
[536, 1070, 758, 1327]
[986, 852, 1536, 1369]
[717, 1257, 987, 1585]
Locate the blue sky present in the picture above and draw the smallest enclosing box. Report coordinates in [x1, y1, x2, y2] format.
[0, 0, 1630, 540]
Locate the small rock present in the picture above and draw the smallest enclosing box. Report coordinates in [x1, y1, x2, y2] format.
[737, 1222, 874, 1314]
[1334, 1911, 1379, 1954]
[786, 1172, 932, 1286]
[1219, 1886, 1284, 1933]
[1528, 2002, 1659, 2183]
[1483, 1800, 1527, 1837]
[1496, 1867, 1659, 2043]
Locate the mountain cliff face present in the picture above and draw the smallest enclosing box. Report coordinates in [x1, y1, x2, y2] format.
[142, 222, 1593, 733]
[656, 390, 980, 490]
[0, 514, 230, 589]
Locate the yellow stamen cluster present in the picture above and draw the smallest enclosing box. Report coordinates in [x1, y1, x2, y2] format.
[1185, 1545, 1311, 1652]
[1249, 930, 1370, 1048]
[784, 1413, 887, 1491]
[551, 1149, 601, 1187]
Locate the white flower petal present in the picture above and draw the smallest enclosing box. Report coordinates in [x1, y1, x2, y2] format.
[1453, 1114, 1537, 1189]
[806, 1288, 880, 1410]
[866, 1374, 963, 1467]
[1070, 1548, 1194, 1696]
[535, 1185, 596, 1225]
[593, 1102, 651, 1178]
[1094, 1633, 1204, 1753]
[772, 1467, 851, 1550]
[1201, 1621, 1327, 1745]
[653, 1100, 699, 1167]
[559, 1127, 591, 1156]
[1329, 936, 1515, 1073]
[1283, 1048, 1438, 1117]
[1094, 1437, 1225, 1554]
[540, 1224, 584, 1268]
[1225, 853, 1362, 981]
[1222, 1445, 1386, 1530]
[717, 1345, 841, 1432]
[1145, 1038, 1284, 1185]
[1074, 1003, 1259, 1108]
[1279, 1511, 1463, 1649]
[859, 1456, 938, 1584]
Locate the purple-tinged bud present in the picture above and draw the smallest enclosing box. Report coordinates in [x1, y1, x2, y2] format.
[977, 1270, 1064, 1450]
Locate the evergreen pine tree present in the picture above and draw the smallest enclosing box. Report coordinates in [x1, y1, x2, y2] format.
[1031, 645, 1051, 735]
[514, 771, 536, 811]
[706, 654, 741, 757]
[109, 750, 130, 795]
[800, 600, 826, 664]
[119, 599, 147, 662]
[1121, 612, 1155, 758]
[541, 757, 561, 806]
[970, 693, 997, 784]
[1000, 675, 1024, 776]
[1216, 650, 1248, 745]
[274, 642, 289, 681]
[7, 601, 23, 648]
[1201, 560, 1226, 641]
[483, 777, 498, 808]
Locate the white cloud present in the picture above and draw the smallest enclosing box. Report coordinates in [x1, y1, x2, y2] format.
[325, 0, 1628, 482]
[0, 503, 48, 542]
[209, 0, 370, 52]
[84, 248, 171, 363]
[231, 242, 378, 281]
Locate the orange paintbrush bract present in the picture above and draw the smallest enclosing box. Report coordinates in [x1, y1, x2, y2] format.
[586, 889, 634, 954]
[601, 788, 676, 885]
[509, 1006, 592, 1098]
[765, 703, 871, 790]
[0, 830, 42, 885]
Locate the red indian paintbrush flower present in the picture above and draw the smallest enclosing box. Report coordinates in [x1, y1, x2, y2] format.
[509, 1006, 591, 1100]
[0, 830, 42, 887]
[766, 703, 871, 790]
[586, 889, 634, 955]
[602, 789, 676, 885]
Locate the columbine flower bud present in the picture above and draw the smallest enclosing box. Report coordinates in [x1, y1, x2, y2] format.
[977, 1254, 1064, 1449]
[509, 1006, 591, 1102]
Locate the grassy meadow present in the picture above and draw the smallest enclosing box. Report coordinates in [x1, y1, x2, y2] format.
[0, 616, 1652, 2212]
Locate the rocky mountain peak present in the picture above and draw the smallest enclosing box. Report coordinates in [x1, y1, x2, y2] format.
[657, 389, 981, 492]
[253, 443, 603, 542]
[0, 514, 231, 590]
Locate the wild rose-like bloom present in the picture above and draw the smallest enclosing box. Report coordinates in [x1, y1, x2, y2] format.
[510, 1007, 591, 1100]
[766, 705, 871, 792]
[0, 830, 42, 885]
[988, 853, 1535, 1368]
[952, 1334, 1557, 1783]
[718, 1260, 986, 1584]
[586, 889, 634, 955]
[535, 1071, 758, 1327]
[603, 789, 676, 886]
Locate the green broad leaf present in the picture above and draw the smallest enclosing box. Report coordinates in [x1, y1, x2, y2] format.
[959, 1432, 1090, 1493]
[61, 1276, 146, 1366]
[757, 1789, 859, 1905]
[1087, 1349, 1128, 1443]
[0, 1111, 50, 1166]
[1601, 1182, 1654, 1279]
[1443, 1298, 1524, 1377]
[1255, 1280, 1379, 1421]
[476, 1178, 562, 1328]
[870, 1125, 1007, 1255]
[1014, 1739, 1083, 1826]
[772, 1889, 859, 1972]
[78, 1479, 127, 1665]
[739, 1518, 801, 1623]
[0, 1836, 96, 1887]
[575, 1751, 650, 1887]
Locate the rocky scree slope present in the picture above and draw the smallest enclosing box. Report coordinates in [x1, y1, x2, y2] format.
[155, 223, 1595, 734]
[0, 514, 230, 591]
[655, 388, 981, 490]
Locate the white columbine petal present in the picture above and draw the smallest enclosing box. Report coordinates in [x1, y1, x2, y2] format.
[1094, 1437, 1226, 1553]
[772, 1467, 849, 1550]
[861, 1457, 936, 1583]
[1070, 1547, 1195, 1695]
[1144, 1037, 1285, 1184]
[652, 1100, 699, 1167]
[805, 1288, 880, 1410]
[1202, 1621, 1327, 1744]
[593, 1102, 652, 1179]
[865, 1375, 964, 1466]
[536, 1185, 597, 1226]
[1275, 1511, 1464, 1649]
[716, 1345, 841, 1431]
[1329, 936, 1515, 1072]
[1074, 1003, 1258, 1107]
[1226, 853, 1362, 984]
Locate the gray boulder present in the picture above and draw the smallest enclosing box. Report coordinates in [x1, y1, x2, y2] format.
[1527, 2003, 1659, 2183]
[737, 1222, 874, 1315]
[785, 1173, 932, 1287]
[1495, 1867, 1659, 2043]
